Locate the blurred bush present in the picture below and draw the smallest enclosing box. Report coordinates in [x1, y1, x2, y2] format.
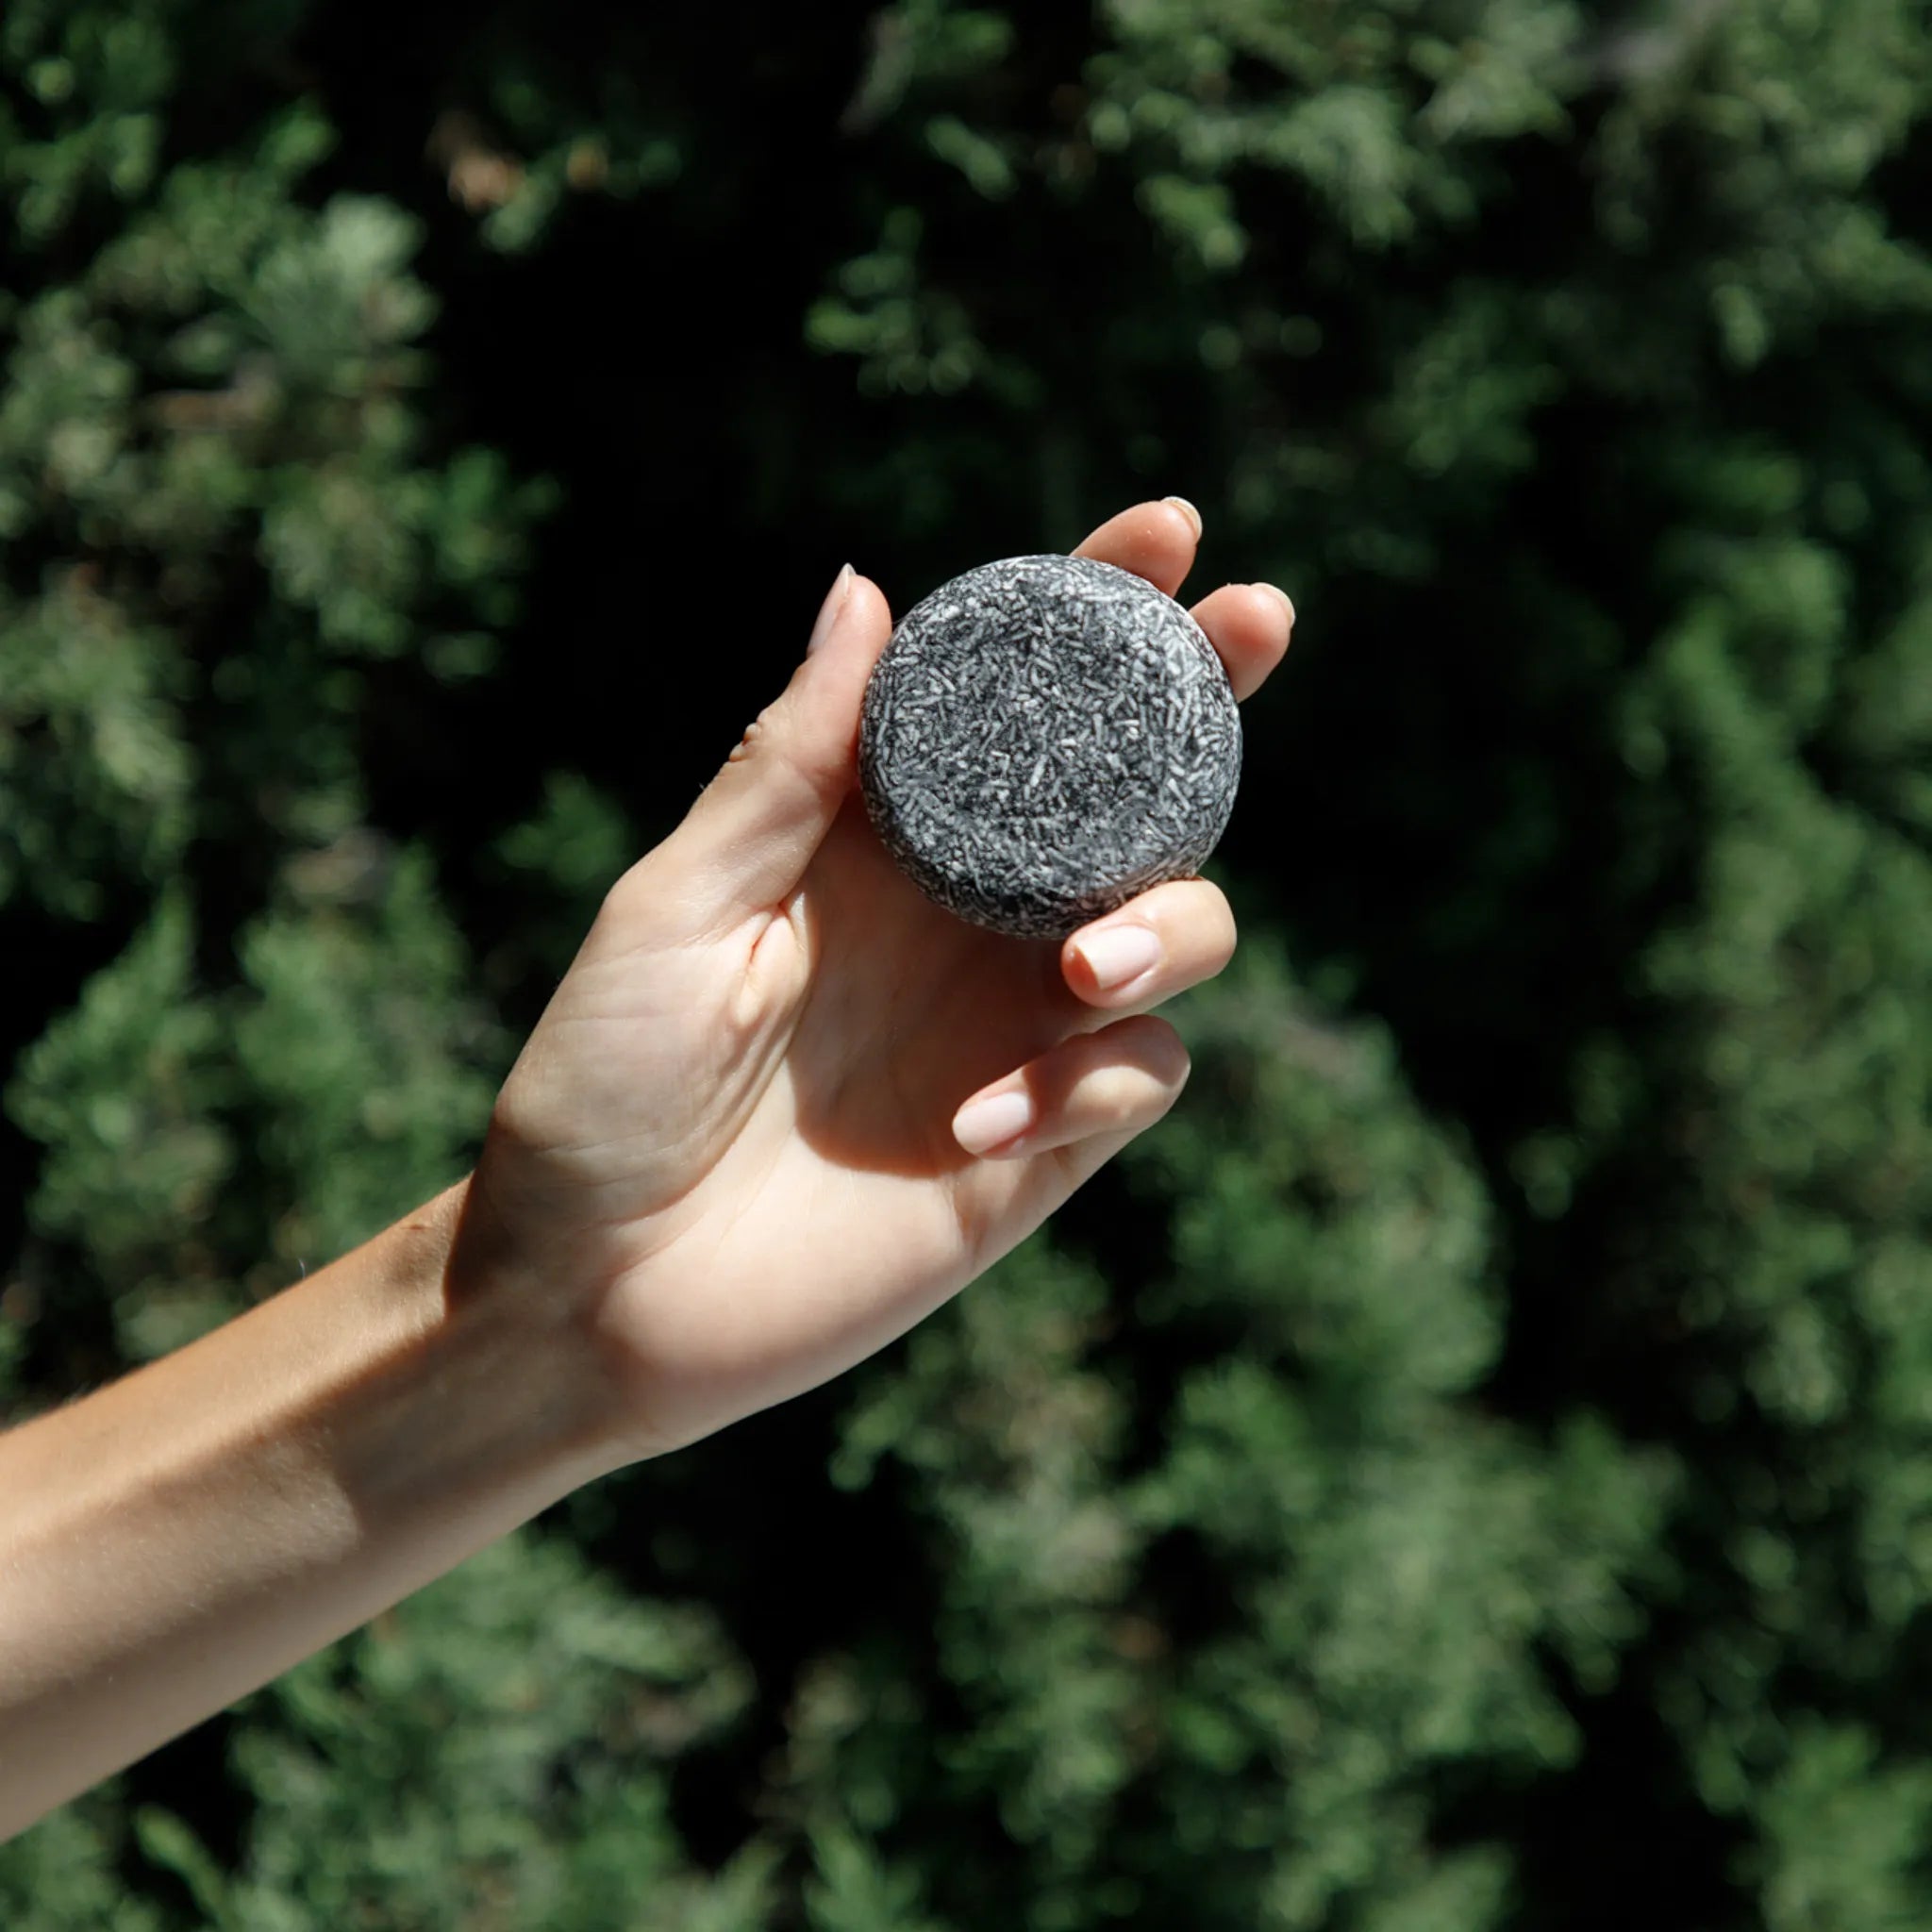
[3, 1, 1931, 1926]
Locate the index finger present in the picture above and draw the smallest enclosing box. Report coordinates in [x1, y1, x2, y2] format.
[1072, 497, 1202, 598]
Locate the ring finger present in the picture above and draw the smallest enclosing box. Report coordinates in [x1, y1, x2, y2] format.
[1058, 875, 1238, 1023]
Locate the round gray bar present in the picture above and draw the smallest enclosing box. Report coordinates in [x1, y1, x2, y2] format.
[858, 554, 1241, 940]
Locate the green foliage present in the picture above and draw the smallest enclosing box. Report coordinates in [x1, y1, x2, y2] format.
[0, 1796, 169, 1931]
[6, 1, 1932, 1928]
[108, 1530, 756, 1931]
[814, 941, 1666, 1929]
[9, 892, 227, 1284]
[231, 847, 504, 1270]
[0, 0, 175, 243]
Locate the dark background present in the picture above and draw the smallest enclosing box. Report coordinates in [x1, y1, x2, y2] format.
[4, 2, 1931, 1926]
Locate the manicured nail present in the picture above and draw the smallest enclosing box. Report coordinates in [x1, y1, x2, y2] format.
[1162, 495, 1203, 541]
[808, 563, 855, 655]
[1252, 582, 1295, 625]
[1074, 923, 1162, 991]
[954, 1087, 1034, 1156]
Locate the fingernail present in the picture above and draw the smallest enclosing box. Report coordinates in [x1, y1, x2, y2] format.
[1252, 581, 1295, 625]
[808, 563, 855, 655]
[1074, 923, 1162, 991]
[1162, 496, 1203, 541]
[954, 1087, 1034, 1156]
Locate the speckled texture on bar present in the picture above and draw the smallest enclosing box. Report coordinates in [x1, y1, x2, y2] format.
[858, 554, 1242, 939]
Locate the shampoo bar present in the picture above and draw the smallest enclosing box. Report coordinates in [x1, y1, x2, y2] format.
[858, 554, 1241, 940]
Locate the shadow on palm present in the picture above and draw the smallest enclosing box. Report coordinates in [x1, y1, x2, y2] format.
[785, 792, 1080, 1180]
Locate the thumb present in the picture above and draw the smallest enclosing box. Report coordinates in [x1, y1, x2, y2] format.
[670, 565, 892, 931]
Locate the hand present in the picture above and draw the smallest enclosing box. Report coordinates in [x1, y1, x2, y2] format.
[451, 500, 1294, 1461]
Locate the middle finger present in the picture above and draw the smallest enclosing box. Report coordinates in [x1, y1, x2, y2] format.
[1073, 499, 1295, 703]
[1188, 580, 1295, 703]
[1058, 875, 1239, 1018]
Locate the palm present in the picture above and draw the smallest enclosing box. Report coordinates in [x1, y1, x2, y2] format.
[567, 795, 1084, 1452]
[787, 792, 1077, 1179]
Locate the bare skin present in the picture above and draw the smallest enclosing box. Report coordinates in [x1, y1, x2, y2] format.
[0, 499, 1292, 1839]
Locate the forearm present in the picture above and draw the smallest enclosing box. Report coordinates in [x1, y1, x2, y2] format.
[0, 1181, 623, 1842]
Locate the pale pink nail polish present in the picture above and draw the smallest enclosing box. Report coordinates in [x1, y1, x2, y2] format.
[1075, 924, 1162, 991]
[955, 1088, 1033, 1156]
[808, 563, 855, 655]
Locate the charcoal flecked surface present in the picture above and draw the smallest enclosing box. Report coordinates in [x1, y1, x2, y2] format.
[858, 554, 1242, 939]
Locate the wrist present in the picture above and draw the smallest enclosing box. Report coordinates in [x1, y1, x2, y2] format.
[432, 1173, 641, 1486]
